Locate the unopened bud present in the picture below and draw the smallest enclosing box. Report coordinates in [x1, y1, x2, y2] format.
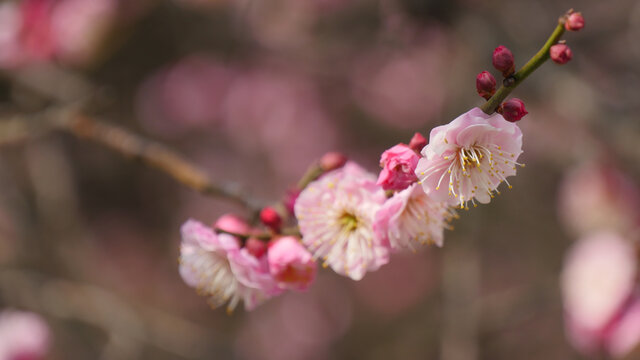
[492, 46, 515, 77]
[408, 132, 427, 153]
[550, 44, 572, 64]
[565, 12, 584, 32]
[260, 207, 282, 231]
[214, 214, 250, 235]
[283, 188, 301, 215]
[245, 237, 267, 258]
[476, 71, 497, 99]
[501, 98, 528, 122]
[320, 151, 347, 171]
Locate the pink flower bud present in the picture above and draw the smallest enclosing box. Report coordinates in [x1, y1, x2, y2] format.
[492, 45, 515, 77]
[501, 98, 528, 122]
[260, 207, 282, 231]
[565, 12, 585, 32]
[377, 144, 419, 191]
[268, 236, 316, 291]
[319, 151, 347, 171]
[408, 132, 427, 153]
[214, 214, 251, 235]
[476, 71, 497, 99]
[282, 188, 301, 215]
[245, 237, 267, 258]
[550, 44, 573, 64]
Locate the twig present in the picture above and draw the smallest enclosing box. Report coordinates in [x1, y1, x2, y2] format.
[0, 107, 262, 212]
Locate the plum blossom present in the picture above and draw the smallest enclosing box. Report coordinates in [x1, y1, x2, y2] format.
[376, 144, 419, 191]
[268, 236, 317, 291]
[0, 310, 50, 360]
[374, 184, 454, 251]
[295, 162, 388, 280]
[415, 107, 523, 209]
[558, 161, 640, 238]
[561, 231, 637, 355]
[179, 219, 280, 313]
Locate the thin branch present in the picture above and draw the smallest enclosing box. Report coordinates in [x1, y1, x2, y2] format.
[0, 107, 262, 212]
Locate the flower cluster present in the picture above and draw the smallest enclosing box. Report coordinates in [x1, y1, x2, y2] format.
[179, 217, 316, 313]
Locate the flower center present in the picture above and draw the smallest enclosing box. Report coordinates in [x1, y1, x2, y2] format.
[338, 212, 359, 233]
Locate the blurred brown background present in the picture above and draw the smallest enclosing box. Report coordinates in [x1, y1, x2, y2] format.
[1, 0, 639, 359]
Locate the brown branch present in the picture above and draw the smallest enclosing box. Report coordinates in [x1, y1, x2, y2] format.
[0, 107, 262, 212]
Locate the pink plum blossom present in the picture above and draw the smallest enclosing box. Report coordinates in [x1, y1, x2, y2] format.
[268, 236, 317, 291]
[415, 107, 523, 209]
[0, 310, 50, 360]
[561, 231, 637, 355]
[295, 162, 389, 280]
[558, 161, 640, 238]
[376, 144, 420, 191]
[179, 219, 279, 313]
[374, 183, 454, 250]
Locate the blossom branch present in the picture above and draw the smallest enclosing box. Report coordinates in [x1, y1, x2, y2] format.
[481, 16, 567, 114]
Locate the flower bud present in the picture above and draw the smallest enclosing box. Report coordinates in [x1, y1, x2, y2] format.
[476, 71, 497, 99]
[492, 46, 515, 77]
[319, 151, 347, 171]
[501, 98, 528, 122]
[550, 44, 572, 65]
[408, 132, 427, 153]
[260, 206, 282, 231]
[565, 12, 585, 32]
[377, 144, 419, 191]
[214, 214, 251, 235]
[282, 188, 301, 215]
[245, 237, 267, 258]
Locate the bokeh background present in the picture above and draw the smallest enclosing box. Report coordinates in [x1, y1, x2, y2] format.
[1, 0, 640, 359]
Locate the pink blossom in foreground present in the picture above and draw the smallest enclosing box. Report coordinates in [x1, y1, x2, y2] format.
[558, 161, 640, 238]
[374, 184, 454, 250]
[268, 236, 317, 291]
[561, 232, 637, 355]
[377, 144, 420, 191]
[0, 310, 50, 360]
[295, 162, 389, 280]
[608, 299, 640, 358]
[415, 107, 523, 209]
[179, 220, 278, 312]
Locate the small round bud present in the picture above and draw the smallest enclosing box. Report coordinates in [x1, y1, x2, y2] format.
[492, 46, 515, 77]
[260, 207, 282, 231]
[214, 214, 250, 235]
[501, 98, 528, 122]
[245, 237, 267, 258]
[408, 132, 427, 153]
[565, 12, 584, 31]
[319, 151, 347, 171]
[283, 188, 301, 215]
[476, 71, 497, 99]
[550, 44, 573, 64]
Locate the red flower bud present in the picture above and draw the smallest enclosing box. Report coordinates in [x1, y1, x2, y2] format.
[492, 46, 515, 77]
[565, 12, 584, 31]
[501, 98, 528, 122]
[550, 44, 572, 64]
[408, 132, 427, 153]
[282, 188, 301, 215]
[476, 71, 497, 99]
[260, 207, 282, 231]
[245, 237, 267, 258]
[319, 151, 347, 171]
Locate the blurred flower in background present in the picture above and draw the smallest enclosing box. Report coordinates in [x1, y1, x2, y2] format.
[0, 310, 50, 360]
